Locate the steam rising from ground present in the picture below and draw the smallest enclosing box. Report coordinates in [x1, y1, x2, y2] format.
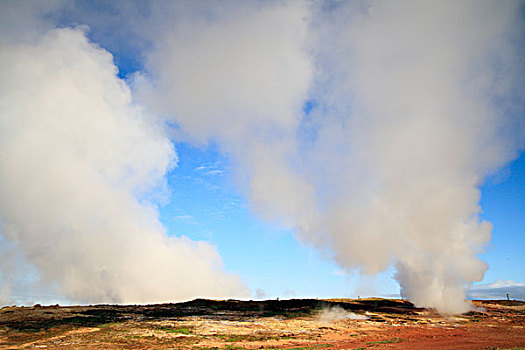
[0, 1, 523, 313]
[319, 306, 368, 323]
[0, 28, 248, 304]
[139, 1, 523, 314]
[300, 0, 524, 314]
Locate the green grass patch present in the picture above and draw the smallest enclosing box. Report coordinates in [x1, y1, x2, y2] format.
[366, 337, 402, 344]
[100, 322, 122, 328]
[224, 345, 244, 350]
[279, 335, 295, 339]
[124, 335, 142, 340]
[161, 327, 192, 335]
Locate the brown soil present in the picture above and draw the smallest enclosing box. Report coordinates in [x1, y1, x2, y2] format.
[0, 298, 523, 349]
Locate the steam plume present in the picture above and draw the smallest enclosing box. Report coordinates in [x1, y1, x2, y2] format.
[308, 0, 524, 314]
[0, 28, 248, 304]
[139, 1, 524, 313]
[319, 306, 368, 323]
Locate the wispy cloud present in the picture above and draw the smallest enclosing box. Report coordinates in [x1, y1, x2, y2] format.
[330, 268, 347, 277]
[194, 161, 223, 174]
[468, 280, 525, 300]
[172, 214, 197, 224]
[203, 169, 223, 176]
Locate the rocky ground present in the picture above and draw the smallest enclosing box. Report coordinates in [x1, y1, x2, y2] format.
[0, 298, 523, 349]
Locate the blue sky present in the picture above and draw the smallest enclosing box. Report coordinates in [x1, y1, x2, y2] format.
[158, 142, 403, 299]
[158, 140, 525, 300]
[478, 152, 525, 285]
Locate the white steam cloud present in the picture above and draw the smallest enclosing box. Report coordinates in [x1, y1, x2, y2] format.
[136, 1, 318, 235]
[138, 1, 523, 314]
[309, 0, 523, 314]
[0, 27, 248, 304]
[319, 306, 368, 323]
[0, 1, 523, 313]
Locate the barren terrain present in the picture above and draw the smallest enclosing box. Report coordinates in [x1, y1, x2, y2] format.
[1, 298, 523, 349]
